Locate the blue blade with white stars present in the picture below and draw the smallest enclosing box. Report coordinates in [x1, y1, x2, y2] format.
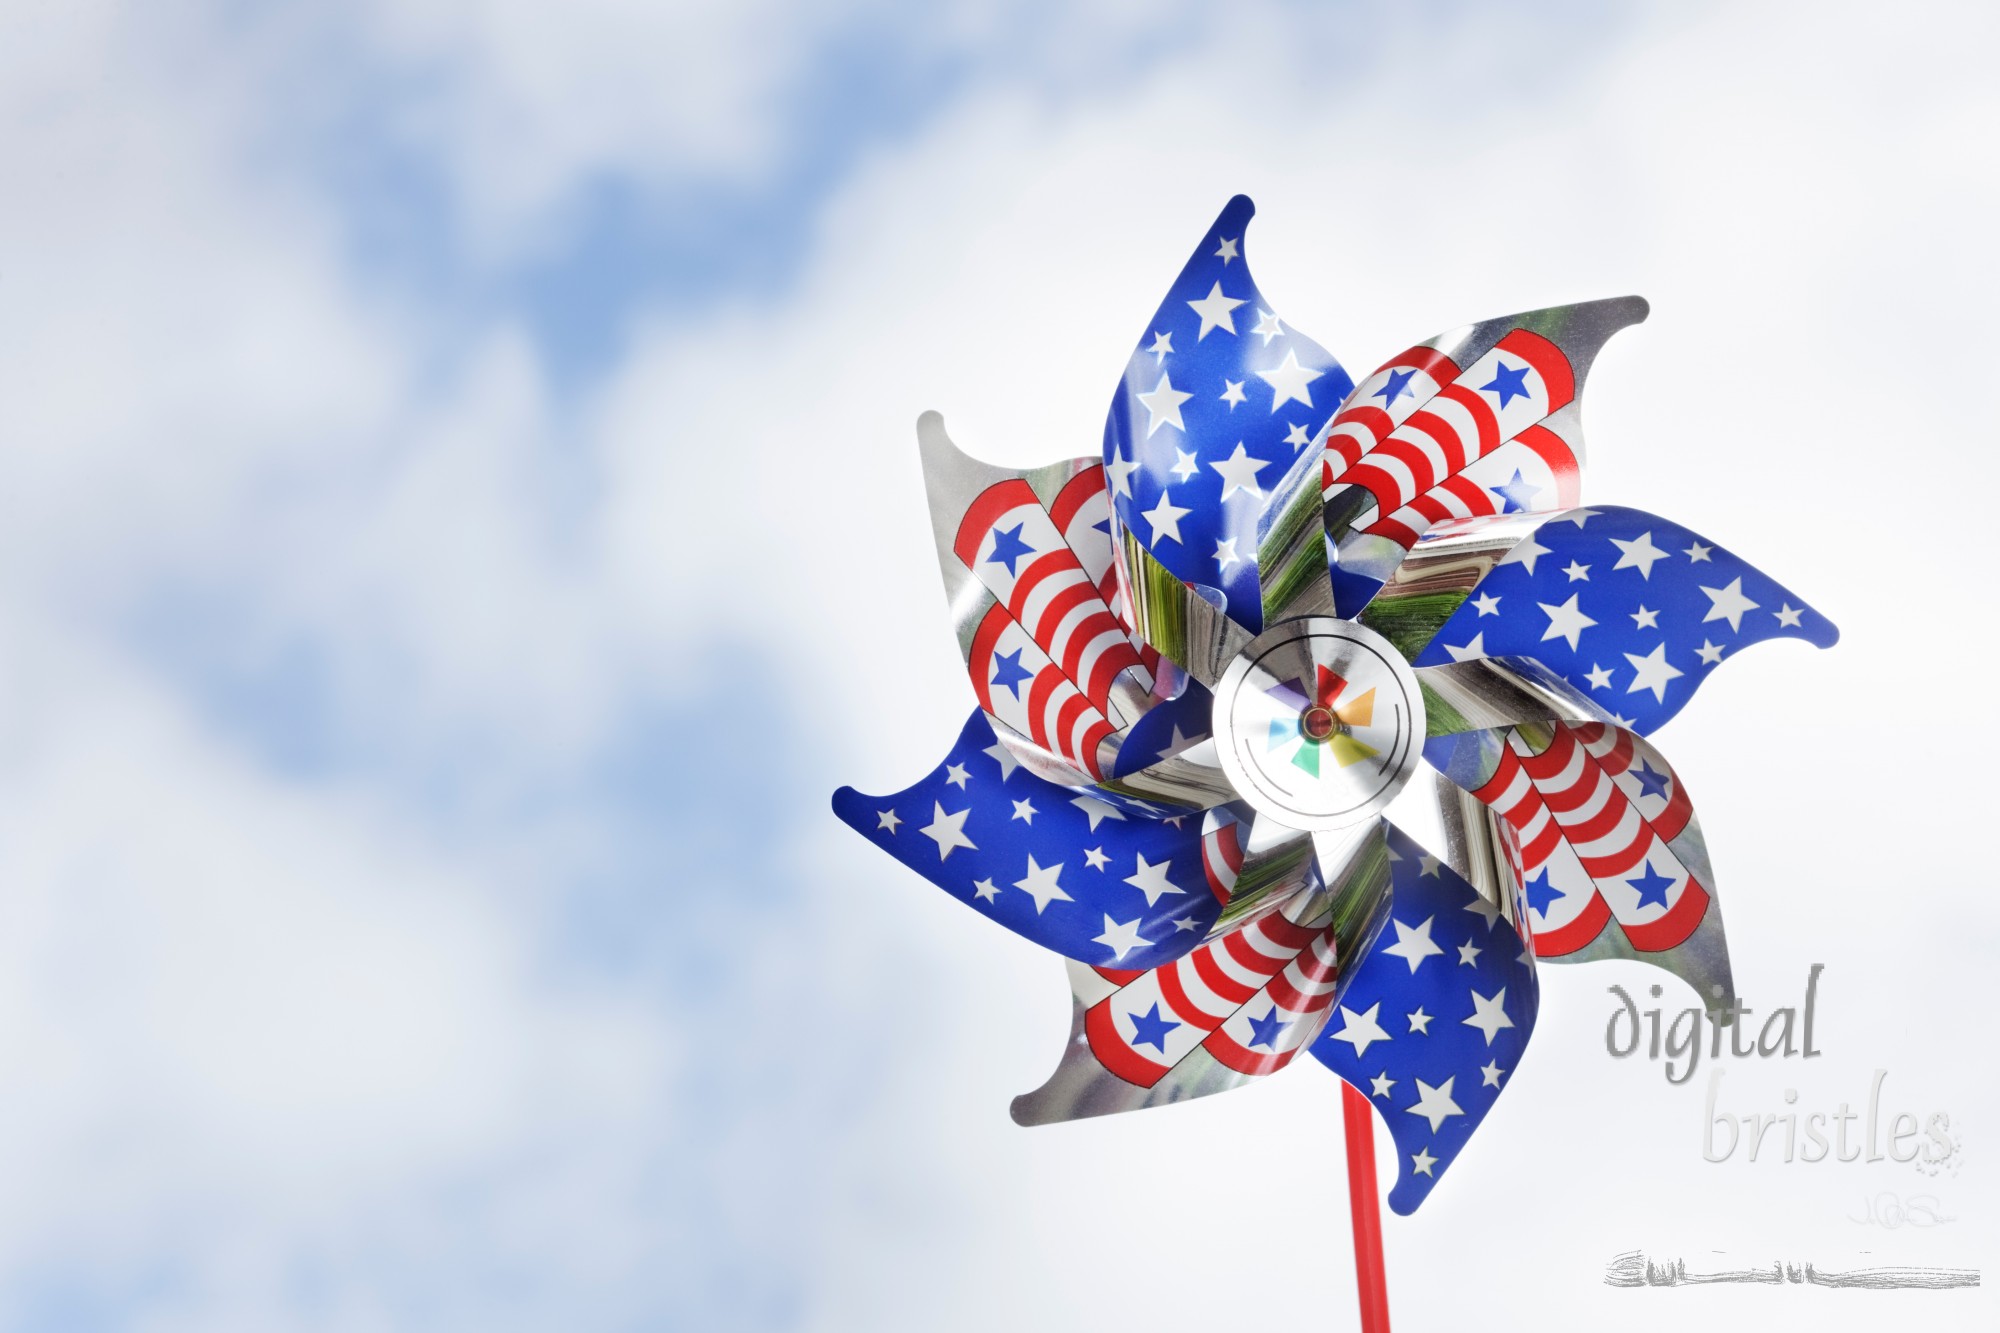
[1312, 821, 1539, 1215]
[1409, 506, 1838, 734]
[1103, 195, 1355, 633]
[833, 711, 1227, 971]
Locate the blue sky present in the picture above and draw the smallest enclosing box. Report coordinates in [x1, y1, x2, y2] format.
[0, 0, 1993, 1329]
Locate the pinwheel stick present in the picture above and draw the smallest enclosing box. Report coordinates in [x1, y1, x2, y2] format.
[1341, 1082, 1392, 1332]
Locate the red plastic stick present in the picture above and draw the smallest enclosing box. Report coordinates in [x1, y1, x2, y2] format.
[1341, 1081, 1392, 1333]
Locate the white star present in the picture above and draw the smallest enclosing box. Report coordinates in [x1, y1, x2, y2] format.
[919, 802, 977, 859]
[1695, 639, 1726, 665]
[1631, 605, 1660, 630]
[1473, 592, 1501, 616]
[1623, 643, 1685, 702]
[1584, 663, 1614, 689]
[1106, 450, 1138, 499]
[1407, 1007, 1433, 1034]
[1552, 508, 1600, 527]
[1186, 281, 1246, 339]
[1457, 940, 1483, 967]
[1407, 1076, 1465, 1131]
[944, 764, 970, 789]
[1330, 1002, 1392, 1056]
[1256, 348, 1323, 410]
[1140, 492, 1192, 544]
[1563, 560, 1591, 582]
[1383, 916, 1444, 972]
[1685, 541, 1713, 563]
[1010, 798, 1037, 824]
[1172, 914, 1200, 932]
[1083, 846, 1109, 871]
[1209, 442, 1270, 499]
[1251, 308, 1285, 345]
[1219, 378, 1246, 408]
[1499, 535, 1551, 575]
[984, 741, 1020, 781]
[1136, 374, 1193, 435]
[1701, 577, 1759, 631]
[876, 809, 902, 833]
[1124, 853, 1185, 906]
[1071, 796, 1126, 831]
[1775, 602, 1804, 627]
[1146, 330, 1173, 363]
[1463, 892, 1504, 932]
[1094, 914, 1152, 962]
[1214, 235, 1239, 264]
[1370, 1072, 1396, 1099]
[1284, 422, 1312, 448]
[1480, 1059, 1506, 1088]
[1013, 855, 1072, 913]
[1443, 632, 1487, 663]
[1463, 987, 1516, 1045]
[1610, 530, 1669, 578]
[1411, 1148, 1438, 1177]
[972, 878, 1000, 903]
[1538, 593, 1598, 650]
[1213, 537, 1242, 571]
[1169, 448, 1199, 482]
[1418, 855, 1442, 878]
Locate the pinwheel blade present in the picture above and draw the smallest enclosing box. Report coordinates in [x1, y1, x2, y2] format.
[1427, 718, 1733, 1011]
[1310, 821, 1540, 1214]
[1371, 505, 1838, 734]
[1321, 297, 1647, 616]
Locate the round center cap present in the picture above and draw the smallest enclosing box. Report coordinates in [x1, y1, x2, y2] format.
[1210, 616, 1425, 832]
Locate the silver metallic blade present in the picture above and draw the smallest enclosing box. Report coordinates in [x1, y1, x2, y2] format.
[1255, 448, 1337, 625]
[1118, 529, 1252, 689]
[1415, 655, 1607, 738]
[1095, 739, 1238, 810]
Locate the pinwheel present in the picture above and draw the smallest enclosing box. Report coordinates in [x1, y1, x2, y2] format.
[832, 196, 1834, 1329]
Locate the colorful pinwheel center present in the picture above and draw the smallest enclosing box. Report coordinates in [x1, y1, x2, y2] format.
[1213, 616, 1422, 832]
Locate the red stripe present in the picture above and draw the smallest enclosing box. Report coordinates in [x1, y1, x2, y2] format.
[1191, 944, 1260, 1007]
[1024, 664, 1062, 749]
[1202, 824, 1242, 904]
[952, 480, 1039, 568]
[1004, 551, 1073, 622]
[965, 604, 1010, 715]
[1378, 431, 1444, 498]
[1495, 329, 1574, 411]
[1530, 890, 1610, 956]
[1075, 718, 1114, 780]
[1622, 879, 1710, 952]
[1094, 965, 1143, 986]
[1203, 1029, 1300, 1077]
[1596, 728, 1636, 775]
[1388, 346, 1460, 380]
[1518, 820, 1563, 868]
[1434, 383, 1503, 458]
[1081, 629, 1144, 707]
[1512, 423, 1582, 506]
[1576, 823, 1652, 879]
[1038, 581, 1099, 670]
[1157, 961, 1222, 1029]
[1051, 691, 1091, 763]
[1084, 1001, 1170, 1087]
[1555, 780, 1631, 846]
[1049, 466, 1106, 534]
[1254, 913, 1322, 952]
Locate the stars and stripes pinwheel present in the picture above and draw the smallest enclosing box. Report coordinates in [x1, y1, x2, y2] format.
[833, 195, 1834, 1329]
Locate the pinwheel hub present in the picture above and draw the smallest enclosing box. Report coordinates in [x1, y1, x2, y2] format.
[1210, 616, 1425, 833]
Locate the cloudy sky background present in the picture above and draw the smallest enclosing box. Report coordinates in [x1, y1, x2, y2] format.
[0, 0, 1994, 1327]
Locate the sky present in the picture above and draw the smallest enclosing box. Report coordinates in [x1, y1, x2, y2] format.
[0, 0, 1995, 1328]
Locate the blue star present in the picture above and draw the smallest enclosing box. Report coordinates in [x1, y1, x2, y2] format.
[1127, 1002, 1182, 1052]
[1630, 759, 1672, 801]
[1480, 360, 1532, 409]
[986, 523, 1036, 575]
[1524, 869, 1564, 919]
[989, 648, 1034, 698]
[1246, 1006, 1290, 1050]
[1489, 468, 1540, 514]
[1627, 862, 1676, 910]
[1093, 517, 1111, 535]
[1372, 367, 1416, 407]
